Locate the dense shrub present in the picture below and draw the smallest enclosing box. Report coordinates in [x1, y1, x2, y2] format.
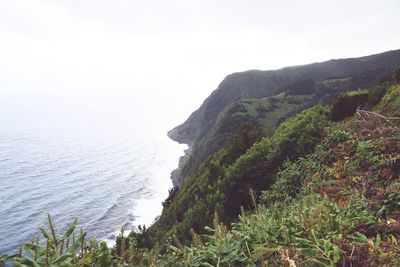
[140, 122, 263, 248]
[142, 106, 330, 248]
[223, 105, 330, 219]
[330, 90, 369, 121]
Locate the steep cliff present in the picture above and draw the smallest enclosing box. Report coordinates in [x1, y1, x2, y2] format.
[170, 49, 400, 185]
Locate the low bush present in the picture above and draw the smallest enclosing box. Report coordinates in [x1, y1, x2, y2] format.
[330, 90, 369, 121]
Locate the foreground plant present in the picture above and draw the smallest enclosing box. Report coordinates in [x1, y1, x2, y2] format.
[4, 214, 87, 266]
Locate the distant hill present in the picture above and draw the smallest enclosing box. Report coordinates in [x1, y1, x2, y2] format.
[169, 49, 400, 185]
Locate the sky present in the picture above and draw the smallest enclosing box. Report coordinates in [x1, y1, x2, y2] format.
[0, 0, 400, 122]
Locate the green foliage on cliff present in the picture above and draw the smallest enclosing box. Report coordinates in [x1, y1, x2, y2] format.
[223, 105, 330, 219]
[141, 105, 330, 250]
[132, 78, 399, 266]
[2, 67, 400, 267]
[4, 79, 398, 266]
[143, 122, 264, 248]
[330, 90, 369, 121]
[177, 87, 322, 188]
[171, 49, 400, 183]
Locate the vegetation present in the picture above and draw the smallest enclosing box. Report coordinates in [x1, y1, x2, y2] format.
[1, 66, 400, 266]
[223, 105, 330, 219]
[0, 214, 112, 267]
[330, 90, 369, 121]
[170, 49, 400, 183]
[133, 105, 330, 252]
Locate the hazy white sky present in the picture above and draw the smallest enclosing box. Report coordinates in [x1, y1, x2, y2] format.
[0, 0, 399, 111]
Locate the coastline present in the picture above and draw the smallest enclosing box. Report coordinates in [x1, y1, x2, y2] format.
[103, 130, 188, 248]
[169, 146, 192, 187]
[167, 128, 193, 187]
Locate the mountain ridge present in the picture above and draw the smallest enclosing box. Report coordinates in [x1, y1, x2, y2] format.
[169, 49, 400, 186]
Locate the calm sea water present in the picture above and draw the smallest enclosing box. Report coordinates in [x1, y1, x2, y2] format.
[0, 90, 187, 254]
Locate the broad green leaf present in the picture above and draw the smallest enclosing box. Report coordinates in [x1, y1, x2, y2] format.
[61, 219, 77, 241]
[333, 245, 341, 263]
[23, 243, 44, 255]
[323, 240, 330, 254]
[377, 205, 386, 217]
[13, 257, 42, 267]
[311, 229, 319, 245]
[332, 217, 340, 233]
[1, 254, 17, 261]
[169, 246, 179, 252]
[12, 261, 25, 267]
[355, 232, 368, 243]
[298, 247, 317, 255]
[39, 227, 51, 241]
[65, 233, 86, 255]
[52, 253, 70, 265]
[375, 233, 381, 248]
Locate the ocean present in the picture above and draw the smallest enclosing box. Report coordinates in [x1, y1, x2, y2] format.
[0, 90, 188, 254]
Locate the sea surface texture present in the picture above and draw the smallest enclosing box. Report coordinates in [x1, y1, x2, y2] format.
[0, 91, 186, 254]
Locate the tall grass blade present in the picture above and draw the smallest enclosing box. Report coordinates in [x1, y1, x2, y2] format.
[61, 219, 77, 241]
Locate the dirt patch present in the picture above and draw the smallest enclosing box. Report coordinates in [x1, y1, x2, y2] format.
[336, 241, 381, 267]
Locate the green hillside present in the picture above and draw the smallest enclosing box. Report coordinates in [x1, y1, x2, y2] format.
[124, 70, 400, 266]
[2, 58, 400, 267]
[144, 105, 330, 249]
[169, 49, 400, 186]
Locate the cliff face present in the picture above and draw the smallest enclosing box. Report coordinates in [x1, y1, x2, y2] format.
[169, 49, 400, 186]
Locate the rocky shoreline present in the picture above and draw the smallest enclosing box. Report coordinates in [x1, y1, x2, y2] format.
[169, 146, 192, 187]
[167, 128, 194, 187]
